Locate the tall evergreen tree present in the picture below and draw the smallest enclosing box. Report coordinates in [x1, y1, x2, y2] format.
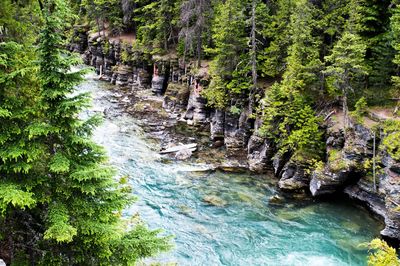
[259, 0, 294, 78]
[324, 32, 368, 128]
[202, 0, 249, 108]
[260, 0, 324, 164]
[2, 0, 171, 264]
[179, 0, 211, 67]
[0, 40, 44, 265]
[135, 0, 181, 53]
[35, 0, 171, 264]
[390, 0, 400, 111]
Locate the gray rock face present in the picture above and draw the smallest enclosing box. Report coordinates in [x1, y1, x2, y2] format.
[163, 83, 190, 114]
[272, 153, 290, 176]
[151, 73, 165, 94]
[75, 33, 152, 90]
[115, 65, 132, 87]
[278, 162, 308, 191]
[151, 61, 170, 95]
[326, 130, 345, 148]
[184, 79, 208, 125]
[309, 123, 370, 196]
[247, 135, 273, 173]
[310, 170, 351, 196]
[210, 110, 225, 141]
[224, 110, 250, 151]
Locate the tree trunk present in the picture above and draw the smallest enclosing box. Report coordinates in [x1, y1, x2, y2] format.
[343, 87, 349, 130]
[197, 29, 202, 68]
[249, 0, 258, 114]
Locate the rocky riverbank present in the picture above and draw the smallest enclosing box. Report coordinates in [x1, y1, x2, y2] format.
[69, 28, 400, 243]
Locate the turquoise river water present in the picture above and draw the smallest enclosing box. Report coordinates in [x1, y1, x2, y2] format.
[80, 73, 383, 266]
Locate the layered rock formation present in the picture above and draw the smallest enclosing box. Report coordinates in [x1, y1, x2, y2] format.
[70, 28, 400, 242]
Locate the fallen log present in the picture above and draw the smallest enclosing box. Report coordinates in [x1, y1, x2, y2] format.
[160, 143, 197, 154]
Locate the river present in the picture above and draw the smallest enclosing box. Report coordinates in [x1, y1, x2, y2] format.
[79, 72, 383, 266]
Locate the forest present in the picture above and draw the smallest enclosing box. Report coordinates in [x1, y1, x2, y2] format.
[62, 0, 400, 171]
[1, 0, 400, 265]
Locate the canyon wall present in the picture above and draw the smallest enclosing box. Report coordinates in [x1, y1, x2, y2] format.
[69, 30, 400, 243]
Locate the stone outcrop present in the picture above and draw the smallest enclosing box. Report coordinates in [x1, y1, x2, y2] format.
[151, 60, 169, 95]
[247, 134, 273, 173]
[224, 109, 250, 151]
[278, 161, 308, 191]
[78, 32, 152, 90]
[310, 122, 368, 197]
[210, 110, 225, 141]
[184, 77, 208, 125]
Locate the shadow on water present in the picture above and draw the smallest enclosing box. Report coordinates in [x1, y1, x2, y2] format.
[79, 72, 383, 266]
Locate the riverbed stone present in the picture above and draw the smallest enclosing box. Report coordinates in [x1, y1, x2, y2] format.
[203, 195, 227, 207]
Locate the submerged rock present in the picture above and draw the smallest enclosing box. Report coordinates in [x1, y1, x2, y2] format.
[269, 194, 284, 204]
[203, 195, 227, 207]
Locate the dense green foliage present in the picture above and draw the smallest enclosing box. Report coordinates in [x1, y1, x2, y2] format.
[0, 0, 171, 264]
[368, 238, 400, 266]
[381, 119, 400, 161]
[68, 0, 399, 166]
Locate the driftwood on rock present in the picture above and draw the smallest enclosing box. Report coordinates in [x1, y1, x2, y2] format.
[160, 143, 197, 154]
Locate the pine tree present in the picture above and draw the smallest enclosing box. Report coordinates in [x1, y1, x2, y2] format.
[1, 0, 171, 264]
[390, 0, 400, 109]
[324, 32, 368, 129]
[179, 0, 211, 67]
[259, 0, 324, 164]
[202, 0, 249, 109]
[0, 1, 48, 262]
[0, 40, 44, 265]
[135, 0, 181, 53]
[35, 1, 171, 264]
[259, 0, 295, 78]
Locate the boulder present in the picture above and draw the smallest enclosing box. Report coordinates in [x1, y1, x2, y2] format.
[203, 195, 227, 207]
